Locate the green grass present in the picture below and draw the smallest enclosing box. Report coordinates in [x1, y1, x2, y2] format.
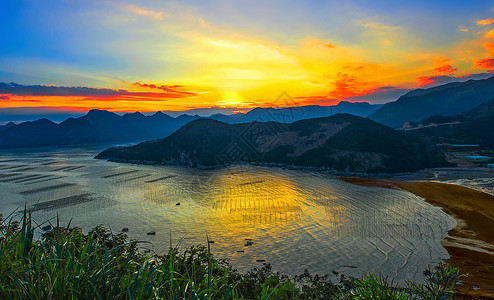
[0, 211, 464, 299]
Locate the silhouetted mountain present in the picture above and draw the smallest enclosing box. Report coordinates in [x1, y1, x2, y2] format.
[97, 114, 449, 173]
[369, 76, 494, 128]
[0, 109, 200, 149]
[407, 99, 494, 148]
[0, 122, 16, 131]
[210, 101, 381, 124]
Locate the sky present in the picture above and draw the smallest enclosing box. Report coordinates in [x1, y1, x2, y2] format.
[2, 0, 494, 115]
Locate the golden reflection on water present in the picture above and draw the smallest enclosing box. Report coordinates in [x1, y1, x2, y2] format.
[211, 172, 303, 225]
[143, 166, 349, 240]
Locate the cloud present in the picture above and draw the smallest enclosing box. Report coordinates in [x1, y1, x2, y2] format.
[477, 19, 494, 26]
[199, 18, 211, 28]
[328, 73, 374, 100]
[417, 58, 459, 86]
[484, 42, 494, 56]
[417, 75, 447, 86]
[0, 82, 197, 99]
[460, 28, 469, 32]
[306, 37, 336, 49]
[0, 82, 127, 97]
[486, 29, 494, 38]
[434, 64, 457, 75]
[0, 95, 10, 100]
[417, 73, 493, 87]
[131, 82, 196, 96]
[127, 5, 164, 20]
[475, 58, 494, 70]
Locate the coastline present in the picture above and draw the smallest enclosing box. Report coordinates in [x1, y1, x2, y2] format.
[342, 177, 494, 299]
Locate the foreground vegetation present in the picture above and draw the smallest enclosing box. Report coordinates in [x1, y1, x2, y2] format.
[0, 212, 464, 299]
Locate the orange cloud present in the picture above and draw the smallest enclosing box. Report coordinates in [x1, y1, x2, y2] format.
[417, 75, 437, 86]
[477, 19, 494, 26]
[475, 58, 494, 70]
[127, 5, 164, 20]
[434, 64, 457, 75]
[417, 57, 458, 86]
[486, 29, 494, 38]
[460, 28, 469, 32]
[328, 73, 373, 100]
[199, 18, 211, 28]
[484, 42, 494, 56]
[306, 37, 336, 49]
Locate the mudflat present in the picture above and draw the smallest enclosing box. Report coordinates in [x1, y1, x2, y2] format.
[342, 177, 494, 299]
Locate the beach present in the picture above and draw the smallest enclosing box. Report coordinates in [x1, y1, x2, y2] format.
[342, 177, 494, 299]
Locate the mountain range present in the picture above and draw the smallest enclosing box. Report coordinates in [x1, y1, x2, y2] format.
[0, 110, 200, 149]
[369, 76, 494, 128]
[0, 102, 381, 149]
[96, 114, 450, 173]
[210, 101, 381, 124]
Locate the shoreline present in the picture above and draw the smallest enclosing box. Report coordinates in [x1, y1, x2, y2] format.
[342, 177, 494, 299]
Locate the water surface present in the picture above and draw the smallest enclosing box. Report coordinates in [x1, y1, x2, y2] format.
[0, 147, 456, 282]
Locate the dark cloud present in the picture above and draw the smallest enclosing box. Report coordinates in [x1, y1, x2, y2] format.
[0, 82, 128, 96]
[131, 82, 196, 95]
[0, 82, 197, 98]
[0, 95, 10, 100]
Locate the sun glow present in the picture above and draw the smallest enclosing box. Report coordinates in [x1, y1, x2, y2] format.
[217, 91, 244, 107]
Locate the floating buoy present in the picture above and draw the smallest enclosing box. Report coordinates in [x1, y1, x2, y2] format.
[121, 227, 129, 232]
[176, 203, 180, 206]
[147, 231, 156, 236]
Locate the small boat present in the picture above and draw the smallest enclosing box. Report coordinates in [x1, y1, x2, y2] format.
[147, 231, 156, 236]
[244, 241, 254, 246]
[256, 259, 266, 262]
[237, 250, 245, 253]
[42, 225, 52, 231]
[121, 227, 129, 232]
[208, 240, 215, 244]
[176, 203, 180, 206]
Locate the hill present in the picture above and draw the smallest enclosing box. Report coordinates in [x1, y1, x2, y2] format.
[369, 76, 494, 128]
[96, 114, 450, 173]
[407, 99, 494, 148]
[0, 110, 200, 149]
[0, 121, 16, 132]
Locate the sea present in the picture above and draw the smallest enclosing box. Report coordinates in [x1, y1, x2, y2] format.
[0, 146, 457, 283]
